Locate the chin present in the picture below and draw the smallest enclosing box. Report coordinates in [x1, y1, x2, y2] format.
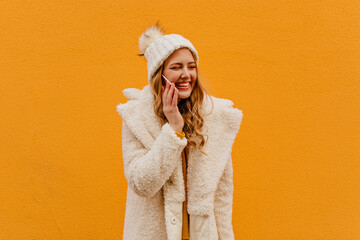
[178, 93, 191, 99]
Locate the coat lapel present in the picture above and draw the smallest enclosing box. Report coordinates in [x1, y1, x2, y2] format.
[186, 92, 243, 216]
[116, 85, 162, 150]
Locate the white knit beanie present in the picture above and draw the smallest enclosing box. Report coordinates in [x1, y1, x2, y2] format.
[138, 24, 199, 83]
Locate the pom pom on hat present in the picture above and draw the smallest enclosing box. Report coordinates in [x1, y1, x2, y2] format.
[138, 24, 165, 55]
[137, 23, 199, 83]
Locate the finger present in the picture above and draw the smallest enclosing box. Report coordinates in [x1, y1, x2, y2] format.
[168, 83, 175, 105]
[163, 81, 170, 104]
[172, 87, 178, 107]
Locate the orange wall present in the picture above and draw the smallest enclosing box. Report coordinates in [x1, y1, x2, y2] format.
[1, 0, 359, 239]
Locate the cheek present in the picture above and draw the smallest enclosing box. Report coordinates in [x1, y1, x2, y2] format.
[190, 71, 196, 79]
[166, 73, 178, 82]
[191, 73, 197, 82]
[191, 77, 197, 89]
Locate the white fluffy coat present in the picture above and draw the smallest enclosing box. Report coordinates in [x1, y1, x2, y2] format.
[116, 84, 243, 240]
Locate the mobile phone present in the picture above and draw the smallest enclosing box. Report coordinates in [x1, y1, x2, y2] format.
[162, 74, 176, 88]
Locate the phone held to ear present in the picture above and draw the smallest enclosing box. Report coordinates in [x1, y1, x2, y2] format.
[162, 74, 176, 88]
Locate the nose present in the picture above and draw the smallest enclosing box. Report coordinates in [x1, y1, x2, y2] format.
[181, 68, 191, 79]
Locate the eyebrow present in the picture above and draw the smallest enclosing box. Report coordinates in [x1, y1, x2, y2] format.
[169, 62, 196, 66]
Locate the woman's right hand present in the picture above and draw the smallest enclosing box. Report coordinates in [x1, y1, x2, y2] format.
[162, 80, 184, 133]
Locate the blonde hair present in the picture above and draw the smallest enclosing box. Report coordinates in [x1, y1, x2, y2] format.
[149, 52, 214, 156]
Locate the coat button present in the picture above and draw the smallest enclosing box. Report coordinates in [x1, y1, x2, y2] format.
[171, 217, 176, 225]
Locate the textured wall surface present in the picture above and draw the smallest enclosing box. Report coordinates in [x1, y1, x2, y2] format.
[1, 0, 359, 239]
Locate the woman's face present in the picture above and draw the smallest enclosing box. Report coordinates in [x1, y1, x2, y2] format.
[162, 48, 197, 101]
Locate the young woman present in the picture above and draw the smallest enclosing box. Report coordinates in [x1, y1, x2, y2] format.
[117, 24, 243, 240]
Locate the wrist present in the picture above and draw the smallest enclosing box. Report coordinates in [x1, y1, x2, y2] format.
[170, 124, 183, 133]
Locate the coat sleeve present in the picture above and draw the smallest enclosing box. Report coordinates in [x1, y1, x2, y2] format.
[214, 155, 235, 240]
[121, 119, 188, 198]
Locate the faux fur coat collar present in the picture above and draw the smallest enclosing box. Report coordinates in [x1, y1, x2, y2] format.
[117, 84, 243, 239]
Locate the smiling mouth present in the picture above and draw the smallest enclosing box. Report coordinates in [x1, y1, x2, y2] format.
[175, 82, 191, 89]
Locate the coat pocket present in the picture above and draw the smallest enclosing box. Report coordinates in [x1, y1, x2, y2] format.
[190, 215, 210, 239]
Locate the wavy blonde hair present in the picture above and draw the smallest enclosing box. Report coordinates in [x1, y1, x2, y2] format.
[148, 54, 214, 156]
